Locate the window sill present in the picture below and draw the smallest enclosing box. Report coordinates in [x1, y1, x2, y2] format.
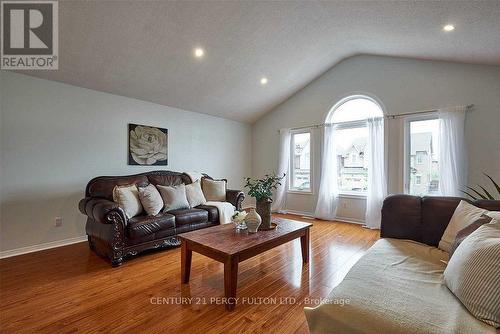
[287, 190, 314, 195]
[338, 193, 367, 199]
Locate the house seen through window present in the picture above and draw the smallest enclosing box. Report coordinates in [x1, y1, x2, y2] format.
[327, 96, 384, 194]
[408, 118, 440, 195]
[290, 132, 311, 192]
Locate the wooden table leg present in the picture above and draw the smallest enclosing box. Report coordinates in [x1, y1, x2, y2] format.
[181, 241, 192, 284]
[300, 228, 310, 264]
[224, 256, 238, 311]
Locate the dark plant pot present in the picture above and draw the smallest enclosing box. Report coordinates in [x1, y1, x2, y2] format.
[256, 198, 272, 230]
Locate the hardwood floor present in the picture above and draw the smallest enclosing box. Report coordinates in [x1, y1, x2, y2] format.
[0, 214, 379, 333]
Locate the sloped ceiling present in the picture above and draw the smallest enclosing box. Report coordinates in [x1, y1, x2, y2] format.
[20, 0, 500, 123]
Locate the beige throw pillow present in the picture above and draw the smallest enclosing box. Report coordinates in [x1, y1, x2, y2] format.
[438, 201, 487, 252]
[444, 220, 500, 328]
[157, 184, 190, 212]
[138, 184, 164, 216]
[112, 184, 143, 219]
[185, 180, 207, 207]
[202, 178, 226, 201]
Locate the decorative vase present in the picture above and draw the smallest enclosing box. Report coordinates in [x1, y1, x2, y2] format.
[256, 198, 272, 230]
[245, 208, 262, 233]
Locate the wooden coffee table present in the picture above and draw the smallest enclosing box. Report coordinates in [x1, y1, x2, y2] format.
[178, 217, 312, 310]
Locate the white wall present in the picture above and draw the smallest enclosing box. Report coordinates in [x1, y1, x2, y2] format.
[0, 71, 252, 252]
[252, 55, 500, 219]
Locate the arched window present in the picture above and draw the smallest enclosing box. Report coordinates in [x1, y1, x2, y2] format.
[327, 96, 383, 124]
[326, 95, 384, 194]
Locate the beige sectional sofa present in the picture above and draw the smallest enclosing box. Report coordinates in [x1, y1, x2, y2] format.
[304, 195, 500, 334]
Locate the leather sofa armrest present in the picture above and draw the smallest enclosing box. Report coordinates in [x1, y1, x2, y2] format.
[226, 189, 245, 211]
[79, 197, 127, 225]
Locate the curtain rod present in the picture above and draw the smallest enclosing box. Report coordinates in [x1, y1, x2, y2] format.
[387, 104, 474, 119]
[286, 104, 473, 132]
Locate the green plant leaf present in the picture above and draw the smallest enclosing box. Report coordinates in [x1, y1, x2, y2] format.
[484, 173, 500, 197]
[478, 185, 495, 200]
[460, 190, 478, 200]
[466, 186, 488, 200]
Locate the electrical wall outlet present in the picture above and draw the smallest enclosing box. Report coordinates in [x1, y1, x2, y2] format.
[54, 217, 63, 227]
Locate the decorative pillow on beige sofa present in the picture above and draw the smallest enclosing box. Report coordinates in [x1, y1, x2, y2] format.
[444, 220, 500, 328]
[157, 184, 190, 212]
[185, 180, 207, 207]
[202, 178, 226, 201]
[449, 214, 493, 258]
[138, 184, 164, 216]
[438, 201, 488, 252]
[113, 184, 143, 218]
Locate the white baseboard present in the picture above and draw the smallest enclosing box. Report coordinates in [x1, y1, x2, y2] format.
[282, 209, 314, 217]
[334, 216, 365, 225]
[0, 235, 87, 259]
[282, 210, 365, 225]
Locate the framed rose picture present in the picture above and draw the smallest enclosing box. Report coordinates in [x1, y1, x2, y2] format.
[128, 124, 168, 165]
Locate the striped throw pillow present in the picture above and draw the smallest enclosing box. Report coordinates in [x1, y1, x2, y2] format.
[444, 220, 500, 328]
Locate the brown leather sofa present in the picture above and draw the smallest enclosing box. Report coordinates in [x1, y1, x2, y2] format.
[381, 194, 500, 244]
[79, 170, 244, 266]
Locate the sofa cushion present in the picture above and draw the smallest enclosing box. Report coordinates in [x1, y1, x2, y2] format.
[439, 200, 488, 252]
[127, 213, 175, 239]
[196, 205, 219, 223]
[112, 184, 143, 219]
[87, 175, 148, 200]
[422, 196, 463, 247]
[444, 221, 500, 328]
[168, 208, 208, 226]
[157, 184, 190, 212]
[304, 238, 497, 334]
[381, 195, 422, 241]
[449, 214, 493, 258]
[202, 178, 226, 201]
[185, 180, 207, 207]
[147, 171, 189, 187]
[137, 184, 164, 216]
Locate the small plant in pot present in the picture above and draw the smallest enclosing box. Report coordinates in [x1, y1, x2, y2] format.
[244, 173, 285, 230]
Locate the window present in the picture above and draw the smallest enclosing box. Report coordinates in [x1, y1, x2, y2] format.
[416, 151, 425, 164]
[407, 118, 440, 195]
[289, 131, 311, 192]
[326, 96, 384, 195]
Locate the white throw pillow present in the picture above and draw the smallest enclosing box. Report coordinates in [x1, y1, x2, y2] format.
[439, 201, 487, 252]
[185, 180, 207, 207]
[444, 220, 500, 328]
[157, 184, 190, 212]
[202, 178, 226, 201]
[137, 184, 164, 216]
[112, 184, 143, 218]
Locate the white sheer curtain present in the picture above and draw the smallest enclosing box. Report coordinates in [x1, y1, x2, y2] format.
[314, 125, 339, 220]
[365, 117, 387, 229]
[271, 128, 291, 213]
[438, 106, 467, 196]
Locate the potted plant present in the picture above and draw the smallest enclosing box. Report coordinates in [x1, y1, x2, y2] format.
[461, 173, 500, 200]
[244, 173, 285, 230]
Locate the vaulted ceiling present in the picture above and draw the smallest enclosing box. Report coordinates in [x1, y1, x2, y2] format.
[23, 0, 500, 123]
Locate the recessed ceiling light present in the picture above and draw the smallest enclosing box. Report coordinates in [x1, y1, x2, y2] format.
[260, 77, 268, 85]
[443, 24, 455, 32]
[194, 48, 204, 58]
